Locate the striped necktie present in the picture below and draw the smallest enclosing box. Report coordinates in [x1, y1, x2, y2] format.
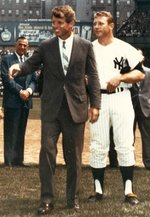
[20, 56, 23, 62]
[62, 41, 69, 75]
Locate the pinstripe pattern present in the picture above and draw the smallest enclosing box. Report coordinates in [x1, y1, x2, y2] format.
[90, 90, 135, 168]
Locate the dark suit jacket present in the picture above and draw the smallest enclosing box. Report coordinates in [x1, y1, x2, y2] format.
[1, 52, 37, 109]
[138, 66, 150, 117]
[17, 35, 101, 123]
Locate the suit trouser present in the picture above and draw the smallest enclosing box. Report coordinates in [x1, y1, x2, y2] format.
[39, 96, 85, 205]
[4, 107, 29, 165]
[134, 99, 150, 168]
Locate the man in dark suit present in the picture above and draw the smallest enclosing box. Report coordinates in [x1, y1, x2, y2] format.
[130, 49, 150, 169]
[9, 5, 101, 215]
[1, 36, 37, 167]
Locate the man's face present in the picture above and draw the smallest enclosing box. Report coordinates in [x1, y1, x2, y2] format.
[15, 39, 29, 56]
[93, 16, 113, 39]
[52, 16, 74, 40]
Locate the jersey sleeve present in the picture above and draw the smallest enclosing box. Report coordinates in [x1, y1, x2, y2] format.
[124, 43, 142, 70]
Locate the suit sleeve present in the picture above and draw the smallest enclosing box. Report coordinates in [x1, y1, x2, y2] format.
[26, 72, 38, 94]
[85, 43, 101, 109]
[1, 55, 23, 95]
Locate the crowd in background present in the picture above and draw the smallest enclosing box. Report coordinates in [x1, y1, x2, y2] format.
[117, 10, 150, 37]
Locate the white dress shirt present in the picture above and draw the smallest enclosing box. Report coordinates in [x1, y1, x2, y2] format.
[58, 33, 74, 74]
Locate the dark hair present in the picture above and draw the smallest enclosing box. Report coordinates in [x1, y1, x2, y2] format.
[94, 11, 114, 24]
[16, 35, 27, 42]
[51, 5, 76, 23]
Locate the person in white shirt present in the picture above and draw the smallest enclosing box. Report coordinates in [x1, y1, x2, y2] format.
[88, 11, 145, 205]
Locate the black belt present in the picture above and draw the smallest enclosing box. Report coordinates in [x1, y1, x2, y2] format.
[100, 87, 125, 94]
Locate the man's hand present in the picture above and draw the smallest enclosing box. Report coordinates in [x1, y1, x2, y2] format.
[20, 90, 30, 101]
[9, 64, 21, 79]
[107, 74, 121, 92]
[0, 107, 4, 119]
[89, 107, 99, 123]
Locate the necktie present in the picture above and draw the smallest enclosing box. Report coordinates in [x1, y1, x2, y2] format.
[62, 41, 69, 75]
[20, 56, 23, 62]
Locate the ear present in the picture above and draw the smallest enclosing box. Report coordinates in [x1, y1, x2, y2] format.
[110, 22, 114, 30]
[70, 20, 75, 27]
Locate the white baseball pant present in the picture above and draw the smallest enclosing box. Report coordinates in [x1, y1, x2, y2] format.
[90, 90, 135, 168]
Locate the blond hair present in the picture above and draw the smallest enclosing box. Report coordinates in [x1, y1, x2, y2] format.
[94, 11, 114, 24]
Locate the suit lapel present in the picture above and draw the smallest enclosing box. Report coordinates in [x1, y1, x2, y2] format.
[67, 35, 79, 75]
[52, 37, 65, 77]
[13, 53, 20, 64]
[51, 35, 80, 77]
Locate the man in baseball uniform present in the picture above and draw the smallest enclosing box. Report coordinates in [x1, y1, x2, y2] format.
[88, 11, 145, 205]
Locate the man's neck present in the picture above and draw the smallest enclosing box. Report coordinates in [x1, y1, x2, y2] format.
[98, 35, 114, 46]
[59, 31, 73, 41]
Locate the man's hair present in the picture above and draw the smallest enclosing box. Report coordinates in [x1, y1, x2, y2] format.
[16, 36, 27, 42]
[94, 11, 114, 24]
[51, 5, 76, 23]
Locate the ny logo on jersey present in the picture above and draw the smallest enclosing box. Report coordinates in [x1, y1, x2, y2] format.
[113, 57, 130, 74]
[113, 57, 124, 70]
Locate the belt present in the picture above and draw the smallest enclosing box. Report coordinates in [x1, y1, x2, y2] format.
[100, 87, 126, 94]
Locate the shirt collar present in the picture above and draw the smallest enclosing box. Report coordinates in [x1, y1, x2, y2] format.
[58, 32, 74, 46]
[15, 52, 25, 62]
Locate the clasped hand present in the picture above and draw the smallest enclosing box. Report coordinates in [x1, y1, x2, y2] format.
[20, 90, 30, 101]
